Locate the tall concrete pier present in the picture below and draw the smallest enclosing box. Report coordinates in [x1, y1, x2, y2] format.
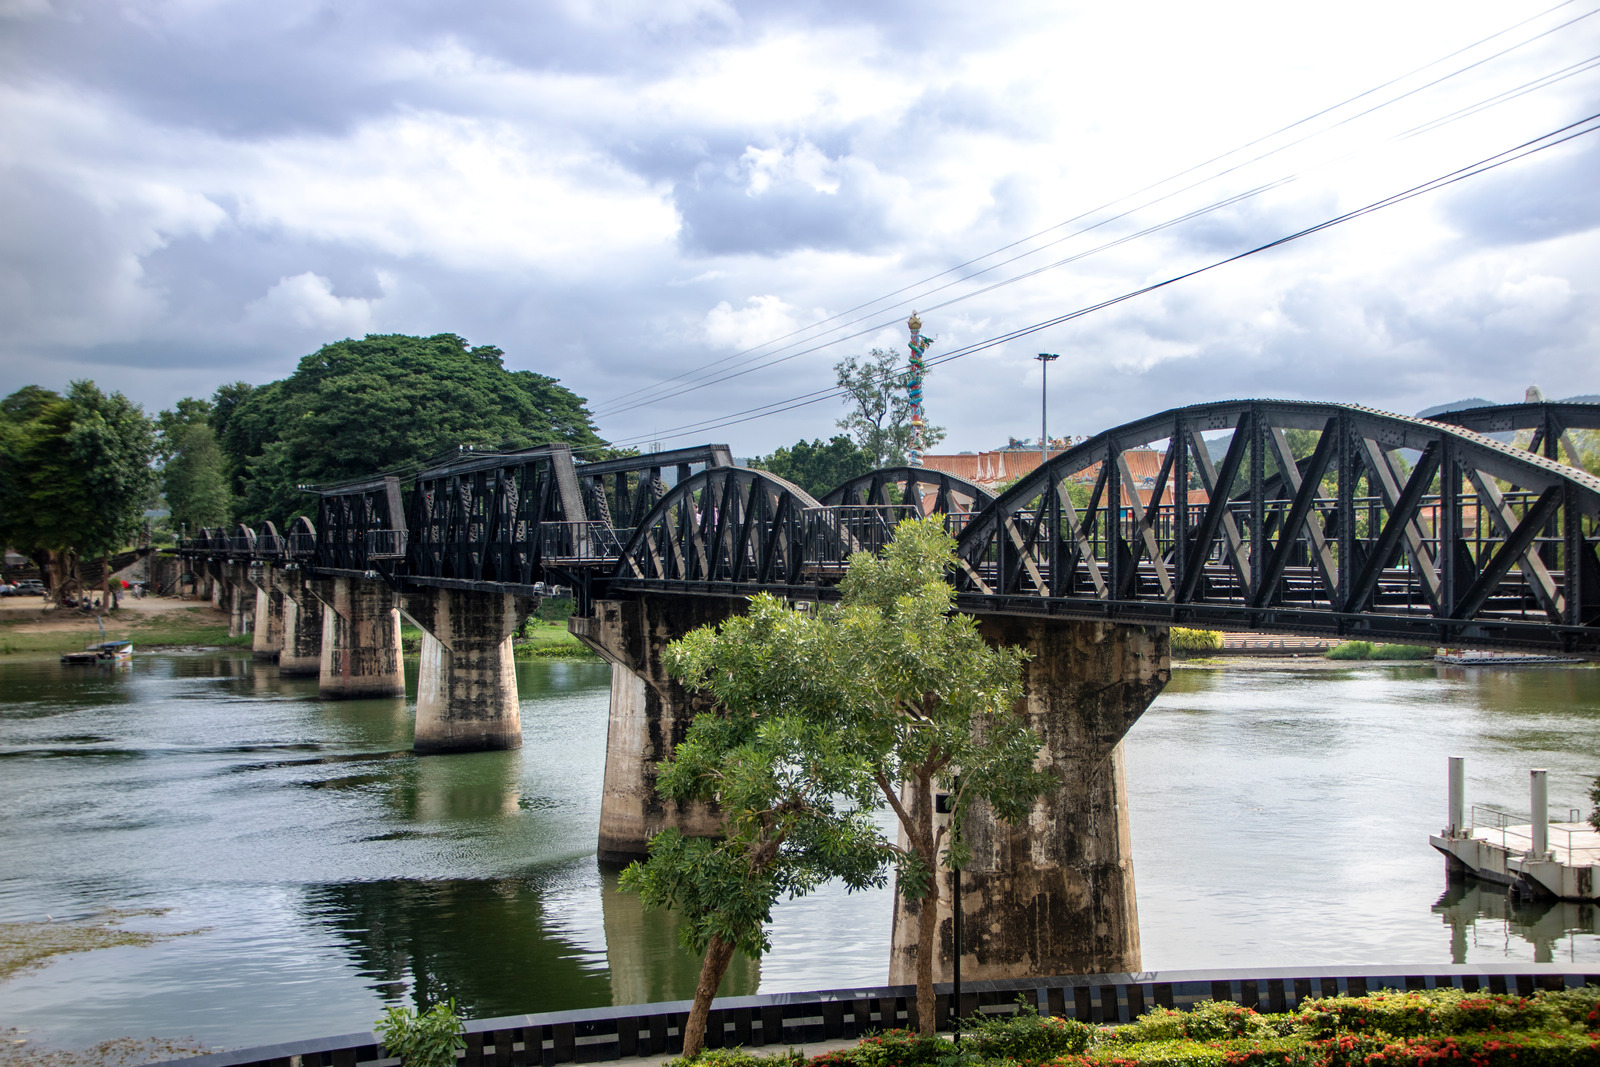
[404, 588, 535, 754]
[890, 617, 1170, 983]
[312, 576, 405, 699]
[271, 569, 325, 677]
[570, 596, 740, 864]
[250, 569, 283, 661]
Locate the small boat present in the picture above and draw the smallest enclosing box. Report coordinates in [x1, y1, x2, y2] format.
[61, 640, 134, 665]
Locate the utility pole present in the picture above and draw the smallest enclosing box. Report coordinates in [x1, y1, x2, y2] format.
[1036, 353, 1060, 467]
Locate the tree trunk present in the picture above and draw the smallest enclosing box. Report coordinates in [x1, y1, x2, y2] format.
[682, 933, 737, 1059]
[912, 774, 940, 1036]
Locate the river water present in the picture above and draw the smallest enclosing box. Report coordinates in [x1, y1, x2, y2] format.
[0, 653, 1596, 1051]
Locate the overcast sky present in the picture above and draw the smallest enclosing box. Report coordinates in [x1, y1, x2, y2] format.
[2, 0, 1598, 455]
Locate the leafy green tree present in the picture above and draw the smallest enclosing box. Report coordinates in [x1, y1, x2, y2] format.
[620, 643, 889, 1057]
[156, 398, 233, 536]
[835, 349, 946, 466]
[633, 519, 1051, 1037]
[749, 435, 875, 498]
[0, 382, 157, 595]
[216, 334, 607, 525]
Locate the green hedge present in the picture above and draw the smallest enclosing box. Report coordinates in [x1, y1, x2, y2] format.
[663, 988, 1600, 1067]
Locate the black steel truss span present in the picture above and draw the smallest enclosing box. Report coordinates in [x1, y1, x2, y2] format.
[951, 400, 1600, 652]
[613, 467, 820, 587]
[170, 400, 1600, 653]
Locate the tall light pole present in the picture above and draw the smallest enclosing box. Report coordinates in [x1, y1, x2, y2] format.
[1036, 353, 1060, 467]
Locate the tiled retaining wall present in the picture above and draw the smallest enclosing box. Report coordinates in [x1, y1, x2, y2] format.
[151, 964, 1599, 1067]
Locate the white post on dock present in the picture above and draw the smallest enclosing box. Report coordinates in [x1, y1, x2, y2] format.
[1448, 756, 1465, 836]
[1530, 768, 1549, 858]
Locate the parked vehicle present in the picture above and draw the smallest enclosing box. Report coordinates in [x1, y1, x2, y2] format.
[14, 580, 45, 596]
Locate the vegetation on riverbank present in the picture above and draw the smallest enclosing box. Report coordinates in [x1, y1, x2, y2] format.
[0, 605, 248, 655]
[1170, 628, 1223, 656]
[671, 987, 1600, 1067]
[1325, 641, 1436, 661]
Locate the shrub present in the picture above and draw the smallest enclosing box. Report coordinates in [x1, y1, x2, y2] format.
[809, 1029, 961, 1067]
[374, 999, 465, 1067]
[1170, 628, 1223, 656]
[963, 1003, 1094, 1062]
[1325, 641, 1373, 661]
[1589, 774, 1599, 833]
[1370, 643, 1435, 660]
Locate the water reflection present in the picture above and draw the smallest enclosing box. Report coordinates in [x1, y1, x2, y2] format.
[304, 869, 758, 1018]
[599, 865, 758, 1006]
[1433, 880, 1599, 964]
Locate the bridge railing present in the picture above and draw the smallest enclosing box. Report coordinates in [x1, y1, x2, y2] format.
[804, 505, 920, 568]
[285, 532, 316, 560]
[539, 521, 629, 564]
[363, 529, 408, 561]
[252, 532, 282, 559]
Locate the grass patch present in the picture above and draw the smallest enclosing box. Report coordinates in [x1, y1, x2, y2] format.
[514, 619, 598, 659]
[0, 606, 247, 655]
[1326, 640, 1436, 661]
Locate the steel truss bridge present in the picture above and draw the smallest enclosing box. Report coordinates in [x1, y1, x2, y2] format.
[176, 400, 1600, 655]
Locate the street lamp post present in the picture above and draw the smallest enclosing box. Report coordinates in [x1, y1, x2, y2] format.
[1036, 353, 1060, 467]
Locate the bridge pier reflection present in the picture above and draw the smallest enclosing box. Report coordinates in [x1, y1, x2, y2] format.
[403, 588, 537, 754]
[891, 617, 1171, 984]
[310, 575, 406, 700]
[570, 596, 739, 864]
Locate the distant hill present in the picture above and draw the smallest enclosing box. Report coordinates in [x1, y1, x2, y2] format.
[1559, 394, 1600, 404]
[1416, 398, 1494, 418]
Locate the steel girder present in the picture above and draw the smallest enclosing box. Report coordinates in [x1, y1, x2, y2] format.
[313, 475, 407, 574]
[613, 467, 818, 587]
[574, 444, 732, 535]
[1429, 401, 1600, 471]
[407, 444, 586, 586]
[818, 466, 995, 517]
[950, 400, 1600, 652]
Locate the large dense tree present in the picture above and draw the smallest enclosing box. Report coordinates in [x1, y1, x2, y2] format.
[633, 519, 1051, 1036]
[0, 381, 158, 595]
[216, 334, 607, 524]
[748, 434, 874, 498]
[156, 398, 232, 535]
[835, 349, 947, 467]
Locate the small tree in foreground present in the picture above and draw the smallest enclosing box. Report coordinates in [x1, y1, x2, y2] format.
[620, 646, 889, 1058]
[631, 518, 1053, 1044]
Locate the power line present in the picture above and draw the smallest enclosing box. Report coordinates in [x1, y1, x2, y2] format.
[599, 111, 1600, 451]
[588, 1, 1597, 421]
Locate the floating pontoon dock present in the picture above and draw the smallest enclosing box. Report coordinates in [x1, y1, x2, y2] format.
[1429, 758, 1599, 901]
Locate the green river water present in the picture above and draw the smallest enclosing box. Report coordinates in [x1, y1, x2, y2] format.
[0, 653, 1595, 1052]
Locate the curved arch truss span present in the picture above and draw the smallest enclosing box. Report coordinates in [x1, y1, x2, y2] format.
[952, 400, 1600, 651]
[615, 467, 821, 588]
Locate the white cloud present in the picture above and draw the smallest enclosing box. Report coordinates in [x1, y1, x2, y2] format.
[245, 272, 381, 335]
[701, 295, 806, 351]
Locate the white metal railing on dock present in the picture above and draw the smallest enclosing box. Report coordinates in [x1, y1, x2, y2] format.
[1468, 804, 1600, 863]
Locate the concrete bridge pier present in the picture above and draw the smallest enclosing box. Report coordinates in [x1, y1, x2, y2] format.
[310, 575, 405, 699]
[402, 588, 536, 754]
[221, 562, 253, 637]
[270, 569, 325, 677]
[889, 617, 1170, 984]
[249, 566, 284, 661]
[570, 596, 740, 864]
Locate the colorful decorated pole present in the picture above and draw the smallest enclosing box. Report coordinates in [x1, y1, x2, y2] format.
[906, 311, 932, 467]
